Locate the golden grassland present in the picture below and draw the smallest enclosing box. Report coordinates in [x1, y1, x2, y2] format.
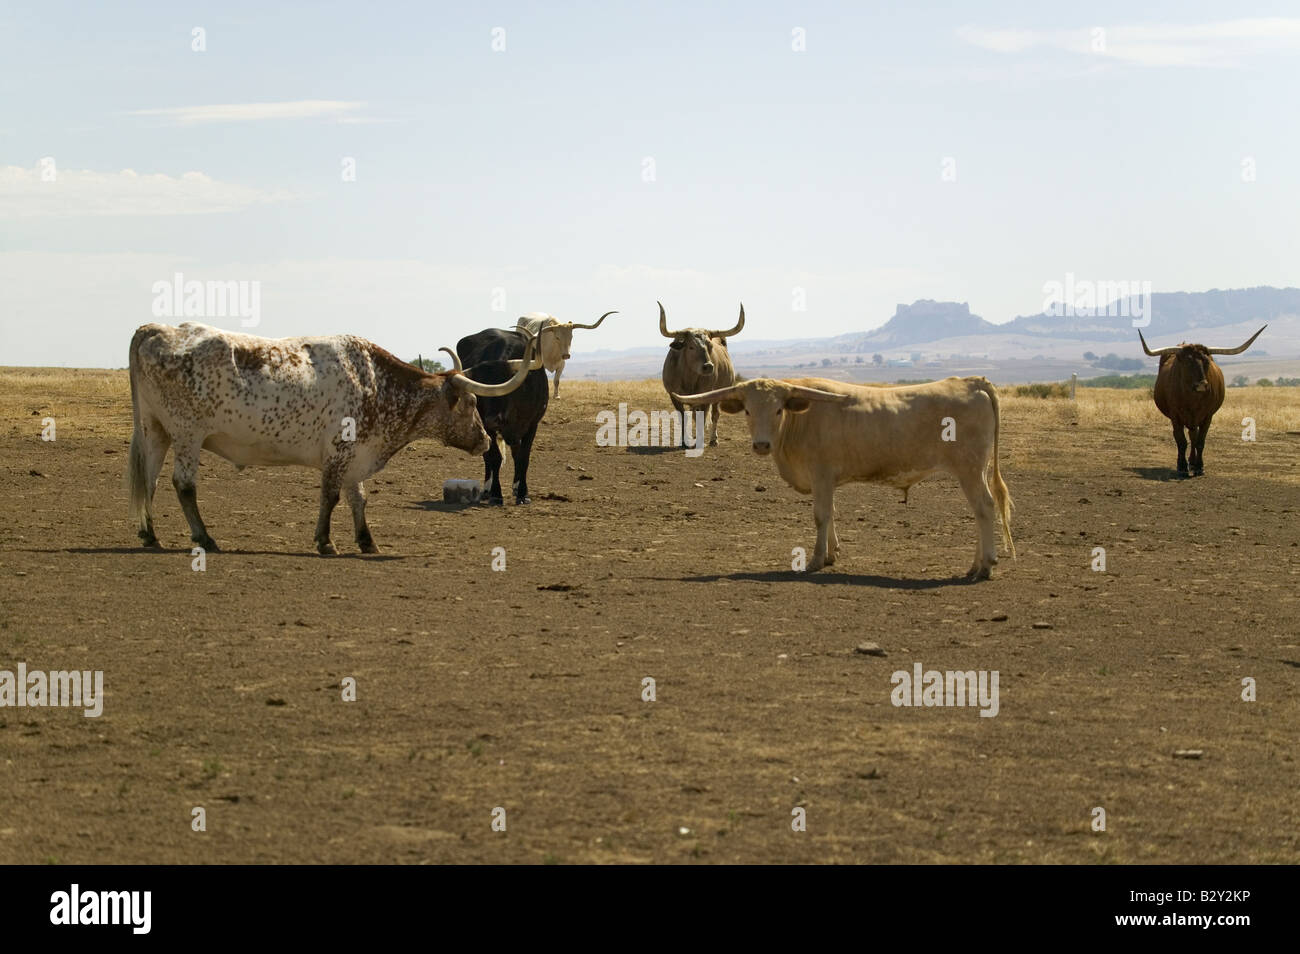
[5, 367, 1300, 438]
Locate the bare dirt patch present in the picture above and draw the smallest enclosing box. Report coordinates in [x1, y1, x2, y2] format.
[1, 371, 1298, 863]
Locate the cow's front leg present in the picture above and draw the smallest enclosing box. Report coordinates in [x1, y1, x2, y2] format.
[482, 435, 504, 505]
[1171, 420, 1188, 476]
[172, 441, 217, 551]
[315, 470, 343, 555]
[669, 395, 687, 446]
[809, 477, 835, 571]
[510, 423, 538, 504]
[345, 482, 378, 553]
[1189, 420, 1208, 476]
[707, 402, 720, 446]
[552, 363, 563, 399]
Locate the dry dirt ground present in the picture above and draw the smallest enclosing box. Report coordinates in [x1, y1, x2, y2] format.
[1, 370, 1298, 864]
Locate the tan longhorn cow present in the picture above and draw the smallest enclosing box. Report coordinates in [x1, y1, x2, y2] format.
[674, 376, 1014, 579]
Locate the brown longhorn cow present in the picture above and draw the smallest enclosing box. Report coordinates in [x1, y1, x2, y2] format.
[659, 302, 745, 446]
[1138, 325, 1266, 477]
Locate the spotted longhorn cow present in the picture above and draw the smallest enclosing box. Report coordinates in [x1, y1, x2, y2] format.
[127, 322, 535, 554]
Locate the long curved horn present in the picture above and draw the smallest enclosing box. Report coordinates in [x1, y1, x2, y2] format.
[675, 382, 850, 406]
[1206, 324, 1267, 355]
[439, 347, 462, 372]
[1138, 329, 1178, 357]
[713, 303, 745, 338]
[452, 334, 538, 397]
[569, 310, 617, 331]
[658, 301, 679, 338]
[673, 385, 743, 405]
[785, 384, 853, 403]
[505, 349, 545, 371]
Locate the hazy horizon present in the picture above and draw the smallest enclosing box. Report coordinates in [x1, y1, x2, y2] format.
[4, 1, 1299, 366]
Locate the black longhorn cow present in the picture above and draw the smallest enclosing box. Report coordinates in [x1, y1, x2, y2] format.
[452, 328, 550, 505]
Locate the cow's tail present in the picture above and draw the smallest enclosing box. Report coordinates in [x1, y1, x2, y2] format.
[978, 378, 1015, 559]
[126, 326, 154, 536]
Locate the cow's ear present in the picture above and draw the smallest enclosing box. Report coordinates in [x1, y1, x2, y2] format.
[784, 396, 813, 413]
[442, 378, 461, 409]
[719, 399, 745, 414]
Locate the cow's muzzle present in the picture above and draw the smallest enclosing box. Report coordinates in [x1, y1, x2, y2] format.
[752, 441, 771, 455]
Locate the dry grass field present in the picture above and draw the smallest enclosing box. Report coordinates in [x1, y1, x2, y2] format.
[2, 368, 1299, 863]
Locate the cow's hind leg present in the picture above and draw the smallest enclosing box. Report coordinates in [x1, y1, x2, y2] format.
[1171, 420, 1189, 476]
[808, 476, 836, 571]
[136, 421, 170, 547]
[707, 402, 720, 446]
[958, 469, 998, 581]
[171, 440, 217, 551]
[314, 466, 343, 555]
[345, 481, 378, 553]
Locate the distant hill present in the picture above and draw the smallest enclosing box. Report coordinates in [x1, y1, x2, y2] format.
[830, 300, 997, 351]
[1001, 286, 1300, 342]
[569, 286, 1300, 381]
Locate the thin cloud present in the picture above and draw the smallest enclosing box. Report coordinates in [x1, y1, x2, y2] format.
[0, 165, 293, 217]
[957, 18, 1300, 68]
[130, 100, 364, 125]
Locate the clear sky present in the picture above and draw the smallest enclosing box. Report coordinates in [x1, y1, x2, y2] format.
[2, 1, 1298, 366]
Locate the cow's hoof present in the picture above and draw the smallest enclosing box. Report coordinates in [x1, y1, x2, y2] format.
[358, 539, 379, 554]
[807, 559, 826, 572]
[966, 564, 992, 581]
[708, 438, 718, 447]
[515, 496, 531, 505]
[317, 540, 337, 556]
[193, 535, 218, 552]
[139, 531, 161, 549]
[484, 497, 504, 507]
[1192, 468, 1204, 477]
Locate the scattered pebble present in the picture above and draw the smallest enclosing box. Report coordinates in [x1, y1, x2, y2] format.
[855, 642, 887, 657]
[1032, 622, 1053, 630]
[1173, 749, 1204, 759]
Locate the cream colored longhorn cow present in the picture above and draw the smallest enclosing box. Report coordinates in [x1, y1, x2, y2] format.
[515, 310, 617, 398]
[674, 376, 1014, 579]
